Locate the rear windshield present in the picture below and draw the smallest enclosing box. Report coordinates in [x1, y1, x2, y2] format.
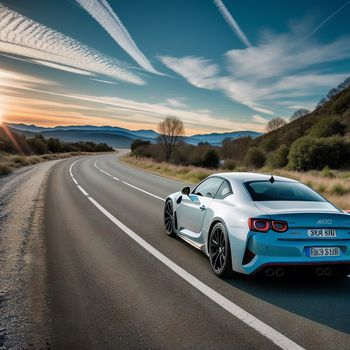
[244, 181, 326, 202]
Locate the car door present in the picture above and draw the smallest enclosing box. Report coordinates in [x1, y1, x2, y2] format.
[177, 177, 224, 235]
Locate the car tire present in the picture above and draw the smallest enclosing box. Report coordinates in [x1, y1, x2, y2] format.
[164, 199, 176, 237]
[208, 222, 235, 277]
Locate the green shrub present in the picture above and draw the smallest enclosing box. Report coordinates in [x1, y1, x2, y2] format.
[331, 183, 348, 196]
[305, 181, 314, 189]
[261, 135, 279, 152]
[202, 149, 220, 169]
[321, 166, 335, 178]
[331, 89, 350, 115]
[268, 145, 289, 169]
[288, 136, 350, 170]
[310, 117, 346, 138]
[317, 184, 327, 193]
[0, 163, 11, 176]
[10, 155, 29, 166]
[223, 159, 236, 170]
[131, 139, 151, 152]
[245, 147, 266, 168]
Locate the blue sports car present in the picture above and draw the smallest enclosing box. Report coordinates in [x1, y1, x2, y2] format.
[164, 172, 350, 277]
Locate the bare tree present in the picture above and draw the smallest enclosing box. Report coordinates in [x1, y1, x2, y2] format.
[158, 116, 185, 161]
[290, 108, 310, 121]
[266, 117, 287, 132]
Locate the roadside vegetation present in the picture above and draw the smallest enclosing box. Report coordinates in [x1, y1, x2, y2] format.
[0, 126, 113, 176]
[124, 78, 350, 209]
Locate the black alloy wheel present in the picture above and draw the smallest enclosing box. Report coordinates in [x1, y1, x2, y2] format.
[209, 222, 234, 277]
[164, 199, 176, 237]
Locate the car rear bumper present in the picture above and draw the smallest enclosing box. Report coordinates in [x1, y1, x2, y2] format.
[240, 234, 350, 275]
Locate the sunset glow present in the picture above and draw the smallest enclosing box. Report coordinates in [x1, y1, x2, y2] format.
[0, 1, 349, 134]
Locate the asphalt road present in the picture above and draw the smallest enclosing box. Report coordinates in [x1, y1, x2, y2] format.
[44, 151, 350, 350]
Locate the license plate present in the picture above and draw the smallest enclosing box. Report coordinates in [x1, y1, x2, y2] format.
[307, 229, 337, 237]
[306, 247, 341, 257]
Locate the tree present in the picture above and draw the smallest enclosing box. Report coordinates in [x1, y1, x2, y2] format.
[245, 147, 266, 168]
[202, 149, 219, 169]
[130, 139, 150, 152]
[158, 116, 185, 161]
[268, 145, 289, 169]
[266, 117, 287, 132]
[290, 108, 310, 121]
[316, 97, 328, 109]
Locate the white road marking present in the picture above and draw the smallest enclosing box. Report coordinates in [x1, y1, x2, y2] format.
[94, 158, 165, 202]
[122, 181, 165, 202]
[77, 185, 89, 196]
[69, 159, 305, 350]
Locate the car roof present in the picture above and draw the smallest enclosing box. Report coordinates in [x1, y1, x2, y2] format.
[210, 172, 299, 184]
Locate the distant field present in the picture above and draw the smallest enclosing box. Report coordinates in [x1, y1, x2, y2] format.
[121, 155, 350, 210]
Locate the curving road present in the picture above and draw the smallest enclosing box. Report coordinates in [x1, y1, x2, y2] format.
[44, 151, 350, 350]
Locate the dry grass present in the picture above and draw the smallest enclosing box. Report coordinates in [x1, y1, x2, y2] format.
[121, 155, 216, 183]
[0, 152, 94, 177]
[122, 155, 350, 209]
[272, 169, 350, 209]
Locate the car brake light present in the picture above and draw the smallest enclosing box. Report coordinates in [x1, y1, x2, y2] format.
[248, 218, 288, 233]
[248, 218, 270, 232]
[271, 220, 288, 232]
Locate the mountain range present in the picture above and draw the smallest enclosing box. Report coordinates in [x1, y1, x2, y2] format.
[5, 123, 262, 148]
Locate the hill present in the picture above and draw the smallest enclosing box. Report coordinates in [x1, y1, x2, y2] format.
[252, 85, 350, 149]
[5, 123, 262, 147]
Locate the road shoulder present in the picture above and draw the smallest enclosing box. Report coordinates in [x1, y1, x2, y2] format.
[0, 160, 62, 349]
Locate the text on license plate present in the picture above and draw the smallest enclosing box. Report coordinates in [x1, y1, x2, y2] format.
[307, 247, 341, 257]
[307, 228, 337, 237]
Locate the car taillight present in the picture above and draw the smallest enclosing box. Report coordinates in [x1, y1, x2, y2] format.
[271, 220, 288, 232]
[248, 218, 288, 233]
[248, 218, 270, 232]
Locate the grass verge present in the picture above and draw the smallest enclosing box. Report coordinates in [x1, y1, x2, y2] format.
[121, 155, 350, 210]
[120, 155, 216, 183]
[0, 152, 99, 177]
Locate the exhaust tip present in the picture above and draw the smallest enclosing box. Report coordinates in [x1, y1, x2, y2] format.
[265, 268, 275, 277]
[324, 267, 332, 276]
[275, 268, 285, 277]
[315, 267, 324, 276]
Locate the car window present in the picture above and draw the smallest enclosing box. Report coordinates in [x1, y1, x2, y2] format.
[215, 180, 233, 200]
[193, 177, 224, 198]
[244, 181, 326, 202]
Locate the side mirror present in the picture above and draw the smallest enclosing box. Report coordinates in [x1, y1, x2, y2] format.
[181, 186, 191, 196]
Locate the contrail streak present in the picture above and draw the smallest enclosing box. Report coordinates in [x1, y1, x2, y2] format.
[76, 0, 160, 75]
[0, 4, 144, 85]
[213, 0, 252, 47]
[303, 1, 350, 40]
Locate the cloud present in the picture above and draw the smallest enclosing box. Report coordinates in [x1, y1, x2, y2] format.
[76, 0, 161, 75]
[32, 60, 94, 76]
[160, 28, 350, 116]
[159, 55, 274, 114]
[165, 98, 187, 108]
[0, 4, 144, 85]
[224, 35, 350, 80]
[159, 56, 220, 88]
[91, 78, 118, 85]
[1, 66, 267, 133]
[213, 0, 251, 47]
[0, 68, 57, 90]
[251, 114, 268, 124]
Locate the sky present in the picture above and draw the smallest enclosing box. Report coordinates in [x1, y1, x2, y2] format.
[0, 0, 350, 135]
